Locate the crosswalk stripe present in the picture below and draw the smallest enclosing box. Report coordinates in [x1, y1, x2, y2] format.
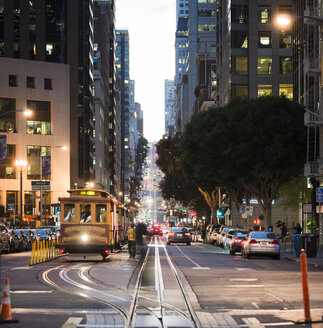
[242, 317, 265, 328]
[61, 317, 83, 328]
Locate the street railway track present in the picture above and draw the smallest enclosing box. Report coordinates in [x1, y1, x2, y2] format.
[41, 236, 201, 328]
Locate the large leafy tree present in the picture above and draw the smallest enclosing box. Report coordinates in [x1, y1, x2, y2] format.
[181, 96, 307, 228]
[156, 135, 210, 221]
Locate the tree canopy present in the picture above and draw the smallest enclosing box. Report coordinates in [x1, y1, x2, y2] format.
[181, 96, 307, 228]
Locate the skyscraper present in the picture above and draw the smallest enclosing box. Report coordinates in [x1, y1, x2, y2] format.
[165, 80, 175, 137]
[0, 0, 95, 188]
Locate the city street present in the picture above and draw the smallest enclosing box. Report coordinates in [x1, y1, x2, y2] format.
[1, 239, 323, 327]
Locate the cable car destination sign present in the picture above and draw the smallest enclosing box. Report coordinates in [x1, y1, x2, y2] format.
[32, 180, 50, 191]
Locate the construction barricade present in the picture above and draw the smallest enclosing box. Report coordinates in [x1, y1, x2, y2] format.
[30, 240, 64, 266]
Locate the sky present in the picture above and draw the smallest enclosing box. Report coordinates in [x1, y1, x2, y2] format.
[116, 0, 176, 142]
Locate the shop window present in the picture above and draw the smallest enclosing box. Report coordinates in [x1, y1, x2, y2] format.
[280, 57, 293, 74]
[279, 84, 293, 99]
[26, 100, 51, 135]
[0, 98, 16, 133]
[231, 31, 248, 48]
[258, 7, 271, 23]
[96, 204, 107, 223]
[24, 191, 36, 215]
[258, 31, 271, 48]
[231, 5, 248, 24]
[231, 56, 248, 74]
[41, 191, 51, 216]
[280, 33, 292, 48]
[231, 85, 248, 98]
[27, 146, 51, 180]
[9, 75, 17, 87]
[0, 145, 16, 179]
[6, 191, 18, 216]
[258, 85, 272, 97]
[258, 57, 272, 74]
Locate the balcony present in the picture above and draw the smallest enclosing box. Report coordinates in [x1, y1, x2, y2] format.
[304, 58, 321, 76]
[304, 110, 323, 127]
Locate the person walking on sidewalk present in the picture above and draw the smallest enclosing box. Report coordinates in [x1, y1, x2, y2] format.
[127, 223, 136, 259]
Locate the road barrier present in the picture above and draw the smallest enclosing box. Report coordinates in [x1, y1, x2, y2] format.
[30, 240, 63, 266]
[0, 277, 19, 323]
[300, 249, 312, 323]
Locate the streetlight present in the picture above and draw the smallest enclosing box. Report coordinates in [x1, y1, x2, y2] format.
[39, 145, 67, 227]
[15, 160, 27, 226]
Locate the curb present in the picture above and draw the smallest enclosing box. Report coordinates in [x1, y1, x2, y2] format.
[282, 255, 323, 269]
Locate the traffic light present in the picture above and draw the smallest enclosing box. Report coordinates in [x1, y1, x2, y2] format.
[217, 208, 224, 217]
[253, 219, 260, 225]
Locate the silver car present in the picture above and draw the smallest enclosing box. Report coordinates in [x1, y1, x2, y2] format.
[242, 231, 280, 260]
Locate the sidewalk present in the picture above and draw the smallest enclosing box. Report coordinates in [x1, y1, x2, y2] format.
[281, 251, 323, 269]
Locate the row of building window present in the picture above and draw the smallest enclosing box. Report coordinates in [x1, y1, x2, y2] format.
[0, 98, 51, 134]
[231, 31, 292, 49]
[8, 75, 52, 90]
[231, 56, 292, 75]
[0, 145, 52, 180]
[232, 84, 293, 99]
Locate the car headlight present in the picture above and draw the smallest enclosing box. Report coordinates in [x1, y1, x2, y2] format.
[81, 234, 88, 242]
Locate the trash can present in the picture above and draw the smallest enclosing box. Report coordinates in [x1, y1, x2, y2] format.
[301, 233, 317, 257]
[293, 234, 301, 257]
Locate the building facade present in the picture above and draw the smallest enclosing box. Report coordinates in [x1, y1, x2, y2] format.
[215, 0, 293, 104]
[0, 0, 95, 189]
[165, 80, 175, 137]
[0, 57, 70, 226]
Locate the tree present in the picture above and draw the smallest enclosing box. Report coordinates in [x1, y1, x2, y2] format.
[135, 136, 149, 175]
[181, 96, 307, 228]
[156, 135, 210, 222]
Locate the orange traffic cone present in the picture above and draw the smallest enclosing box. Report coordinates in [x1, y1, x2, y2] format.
[1, 278, 12, 320]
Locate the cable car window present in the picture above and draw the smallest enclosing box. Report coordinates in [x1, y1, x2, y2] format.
[96, 204, 107, 223]
[63, 204, 75, 222]
[80, 204, 91, 223]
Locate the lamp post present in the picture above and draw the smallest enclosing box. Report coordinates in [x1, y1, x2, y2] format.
[15, 160, 27, 226]
[39, 145, 67, 227]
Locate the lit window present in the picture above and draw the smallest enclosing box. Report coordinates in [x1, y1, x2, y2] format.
[232, 85, 248, 98]
[279, 84, 293, 99]
[258, 7, 271, 23]
[280, 33, 292, 48]
[258, 57, 272, 74]
[231, 56, 248, 74]
[258, 32, 271, 48]
[280, 57, 293, 74]
[258, 85, 272, 97]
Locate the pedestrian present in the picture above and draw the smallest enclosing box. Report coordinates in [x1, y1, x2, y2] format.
[201, 225, 206, 243]
[136, 222, 148, 259]
[295, 223, 302, 234]
[127, 223, 136, 259]
[281, 222, 287, 241]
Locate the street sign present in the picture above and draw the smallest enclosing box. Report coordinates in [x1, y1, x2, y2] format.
[302, 203, 312, 214]
[316, 187, 323, 202]
[245, 206, 253, 216]
[7, 204, 14, 211]
[32, 180, 50, 191]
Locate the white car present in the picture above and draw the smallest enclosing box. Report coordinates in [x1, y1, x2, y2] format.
[217, 227, 231, 246]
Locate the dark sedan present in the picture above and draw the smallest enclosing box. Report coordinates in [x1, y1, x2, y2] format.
[167, 227, 191, 245]
[229, 232, 247, 255]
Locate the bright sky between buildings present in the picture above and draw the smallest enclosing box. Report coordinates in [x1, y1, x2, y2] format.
[116, 0, 176, 142]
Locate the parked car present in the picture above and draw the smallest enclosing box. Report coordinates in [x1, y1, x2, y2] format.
[229, 231, 248, 255]
[8, 230, 21, 252]
[205, 224, 221, 243]
[149, 225, 163, 236]
[192, 229, 203, 242]
[241, 231, 280, 260]
[217, 227, 233, 247]
[167, 227, 191, 245]
[210, 227, 220, 245]
[22, 229, 36, 250]
[36, 229, 50, 241]
[0, 224, 10, 253]
[14, 229, 29, 251]
[224, 229, 247, 248]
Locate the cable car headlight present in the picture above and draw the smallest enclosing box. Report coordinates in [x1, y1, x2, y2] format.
[81, 234, 89, 242]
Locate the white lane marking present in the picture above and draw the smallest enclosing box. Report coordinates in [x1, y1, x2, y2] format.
[230, 278, 258, 281]
[235, 268, 254, 271]
[61, 317, 83, 328]
[175, 244, 201, 267]
[154, 237, 164, 301]
[192, 267, 210, 270]
[11, 266, 32, 270]
[11, 290, 53, 294]
[266, 291, 285, 303]
[252, 302, 260, 309]
[224, 285, 264, 288]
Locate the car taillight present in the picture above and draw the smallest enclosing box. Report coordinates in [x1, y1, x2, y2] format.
[234, 239, 242, 243]
[249, 239, 257, 244]
[150, 228, 154, 231]
[60, 249, 65, 254]
[158, 228, 162, 231]
[184, 233, 190, 236]
[271, 240, 279, 245]
[169, 232, 175, 236]
[104, 249, 109, 254]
